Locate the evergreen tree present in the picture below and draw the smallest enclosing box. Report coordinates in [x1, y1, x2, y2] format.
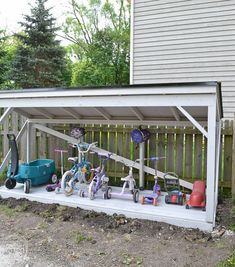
[10, 0, 69, 88]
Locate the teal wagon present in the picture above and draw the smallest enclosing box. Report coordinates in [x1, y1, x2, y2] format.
[5, 134, 56, 193]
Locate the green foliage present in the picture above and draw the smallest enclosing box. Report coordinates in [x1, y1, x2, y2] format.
[10, 0, 69, 88]
[64, 0, 130, 86]
[217, 250, 235, 267]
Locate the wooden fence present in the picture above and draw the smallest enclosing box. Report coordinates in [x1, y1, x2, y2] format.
[0, 111, 233, 192]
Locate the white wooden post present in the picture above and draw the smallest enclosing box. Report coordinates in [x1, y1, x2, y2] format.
[206, 104, 217, 223]
[215, 121, 221, 209]
[139, 142, 145, 189]
[26, 121, 31, 163]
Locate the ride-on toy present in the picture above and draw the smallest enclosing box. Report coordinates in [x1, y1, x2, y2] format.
[164, 172, 185, 205]
[46, 149, 68, 192]
[5, 134, 55, 194]
[85, 152, 111, 200]
[108, 160, 140, 203]
[61, 141, 97, 196]
[186, 180, 206, 211]
[140, 157, 164, 206]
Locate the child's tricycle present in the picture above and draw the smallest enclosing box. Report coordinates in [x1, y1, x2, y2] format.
[164, 172, 185, 205]
[5, 134, 56, 194]
[140, 157, 164, 206]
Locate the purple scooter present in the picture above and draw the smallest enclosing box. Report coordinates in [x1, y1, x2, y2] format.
[140, 157, 164, 206]
[46, 149, 68, 192]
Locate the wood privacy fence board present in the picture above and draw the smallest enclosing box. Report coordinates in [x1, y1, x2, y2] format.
[166, 127, 175, 173]
[194, 134, 203, 179]
[185, 129, 193, 179]
[175, 132, 184, 177]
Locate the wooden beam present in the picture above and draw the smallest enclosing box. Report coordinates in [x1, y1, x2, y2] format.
[130, 107, 144, 121]
[61, 107, 81, 119]
[14, 108, 33, 119]
[94, 107, 112, 120]
[177, 106, 208, 138]
[170, 107, 181, 121]
[32, 108, 54, 119]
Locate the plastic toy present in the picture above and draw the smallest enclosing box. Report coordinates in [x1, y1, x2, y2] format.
[140, 157, 164, 206]
[85, 152, 112, 200]
[46, 149, 68, 192]
[131, 128, 151, 144]
[108, 160, 139, 203]
[5, 134, 55, 194]
[186, 180, 206, 211]
[60, 141, 97, 196]
[164, 172, 185, 205]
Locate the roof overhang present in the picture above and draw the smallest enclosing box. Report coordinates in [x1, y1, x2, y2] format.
[0, 82, 223, 126]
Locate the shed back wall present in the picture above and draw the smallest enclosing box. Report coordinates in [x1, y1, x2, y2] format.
[133, 0, 235, 119]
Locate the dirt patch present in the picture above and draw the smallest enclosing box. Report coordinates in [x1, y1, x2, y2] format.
[0, 196, 234, 267]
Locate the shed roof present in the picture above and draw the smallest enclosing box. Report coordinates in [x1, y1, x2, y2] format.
[0, 82, 222, 126]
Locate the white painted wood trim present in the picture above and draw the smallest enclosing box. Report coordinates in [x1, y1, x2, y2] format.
[28, 118, 208, 127]
[93, 108, 112, 120]
[170, 107, 181, 121]
[206, 105, 217, 223]
[130, 107, 144, 120]
[26, 121, 31, 163]
[177, 106, 208, 138]
[139, 141, 145, 189]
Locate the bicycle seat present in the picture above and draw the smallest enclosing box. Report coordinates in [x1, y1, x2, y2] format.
[68, 157, 78, 163]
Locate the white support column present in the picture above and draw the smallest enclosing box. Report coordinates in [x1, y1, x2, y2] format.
[26, 121, 31, 163]
[206, 105, 217, 223]
[139, 142, 145, 189]
[215, 120, 221, 211]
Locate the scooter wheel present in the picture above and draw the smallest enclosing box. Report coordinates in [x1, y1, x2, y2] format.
[140, 196, 145, 205]
[5, 178, 16, 189]
[24, 180, 30, 194]
[133, 189, 140, 203]
[89, 191, 95, 200]
[104, 186, 112, 200]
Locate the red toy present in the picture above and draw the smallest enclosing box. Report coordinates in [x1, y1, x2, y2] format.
[186, 180, 206, 211]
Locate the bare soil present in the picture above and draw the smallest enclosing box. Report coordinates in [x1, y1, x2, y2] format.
[0, 197, 234, 267]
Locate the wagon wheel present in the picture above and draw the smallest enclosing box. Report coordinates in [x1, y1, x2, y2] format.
[5, 178, 16, 189]
[24, 180, 30, 194]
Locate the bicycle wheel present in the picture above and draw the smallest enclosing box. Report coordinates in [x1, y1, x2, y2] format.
[61, 170, 74, 196]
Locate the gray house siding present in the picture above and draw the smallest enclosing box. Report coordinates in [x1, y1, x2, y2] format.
[132, 0, 235, 118]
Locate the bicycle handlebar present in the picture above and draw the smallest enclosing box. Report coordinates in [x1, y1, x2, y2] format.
[69, 142, 98, 153]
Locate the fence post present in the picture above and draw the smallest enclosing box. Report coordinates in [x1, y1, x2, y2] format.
[232, 114, 235, 201]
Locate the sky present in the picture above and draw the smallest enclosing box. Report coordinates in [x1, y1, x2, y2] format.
[0, 0, 70, 33]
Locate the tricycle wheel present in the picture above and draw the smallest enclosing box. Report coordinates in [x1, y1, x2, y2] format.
[5, 178, 16, 189]
[165, 195, 169, 204]
[79, 189, 85, 197]
[51, 174, 58, 184]
[104, 186, 112, 200]
[24, 180, 30, 194]
[153, 198, 158, 206]
[133, 189, 139, 203]
[140, 196, 145, 205]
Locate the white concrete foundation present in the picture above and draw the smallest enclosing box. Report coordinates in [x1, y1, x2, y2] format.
[0, 184, 213, 231]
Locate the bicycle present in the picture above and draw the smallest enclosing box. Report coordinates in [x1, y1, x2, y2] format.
[61, 141, 97, 196]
